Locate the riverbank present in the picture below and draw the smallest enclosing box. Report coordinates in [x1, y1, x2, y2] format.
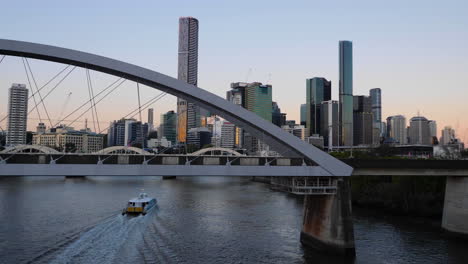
[351, 176, 446, 217]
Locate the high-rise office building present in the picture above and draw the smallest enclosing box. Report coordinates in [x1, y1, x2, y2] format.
[220, 121, 236, 149]
[320, 100, 340, 148]
[161, 111, 177, 145]
[245, 83, 273, 122]
[227, 82, 272, 153]
[386, 115, 407, 145]
[148, 108, 154, 132]
[369, 88, 382, 144]
[440, 126, 456, 145]
[177, 16, 199, 144]
[408, 116, 431, 145]
[107, 119, 148, 147]
[353, 96, 373, 145]
[244, 82, 272, 153]
[306, 77, 331, 137]
[6, 83, 28, 146]
[107, 119, 126, 146]
[339, 41, 353, 146]
[300, 104, 307, 126]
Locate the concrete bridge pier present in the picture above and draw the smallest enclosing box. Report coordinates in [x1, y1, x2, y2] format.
[442, 176, 468, 239]
[300, 177, 355, 255]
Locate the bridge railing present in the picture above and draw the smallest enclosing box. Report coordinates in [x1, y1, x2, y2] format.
[0, 153, 317, 166]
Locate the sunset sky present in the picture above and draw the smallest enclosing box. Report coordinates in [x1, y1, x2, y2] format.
[1, 0, 467, 141]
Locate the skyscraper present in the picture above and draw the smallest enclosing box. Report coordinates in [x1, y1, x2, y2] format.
[177, 17, 199, 144]
[306, 77, 331, 136]
[6, 83, 28, 146]
[353, 96, 373, 146]
[339, 41, 353, 146]
[408, 116, 431, 145]
[300, 104, 307, 126]
[369, 88, 382, 144]
[386, 115, 407, 145]
[148, 108, 154, 132]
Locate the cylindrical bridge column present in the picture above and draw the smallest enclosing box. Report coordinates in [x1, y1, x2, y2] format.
[442, 176, 468, 238]
[300, 177, 355, 255]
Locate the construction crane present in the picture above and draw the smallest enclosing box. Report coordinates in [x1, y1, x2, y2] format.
[57, 92, 72, 122]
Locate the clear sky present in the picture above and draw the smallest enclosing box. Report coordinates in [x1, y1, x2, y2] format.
[1, 0, 468, 140]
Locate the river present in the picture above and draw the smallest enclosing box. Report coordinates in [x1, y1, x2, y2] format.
[0, 176, 466, 263]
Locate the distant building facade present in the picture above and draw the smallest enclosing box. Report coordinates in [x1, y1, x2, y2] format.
[6, 83, 28, 145]
[33, 126, 104, 153]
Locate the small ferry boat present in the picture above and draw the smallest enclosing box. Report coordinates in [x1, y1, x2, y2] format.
[122, 192, 157, 215]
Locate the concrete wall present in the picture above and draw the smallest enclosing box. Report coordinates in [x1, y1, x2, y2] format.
[442, 176, 468, 238]
[300, 178, 355, 255]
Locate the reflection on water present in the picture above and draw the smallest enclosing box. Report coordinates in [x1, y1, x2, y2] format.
[0, 176, 466, 263]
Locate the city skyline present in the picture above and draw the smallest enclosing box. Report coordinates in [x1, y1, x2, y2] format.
[0, 1, 467, 142]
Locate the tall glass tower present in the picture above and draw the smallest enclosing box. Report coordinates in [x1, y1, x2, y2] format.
[177, 17, 199, 143]
[306, 77, 331, 136]
[339, 41, 353, 146]
[370, 88, 382, 144]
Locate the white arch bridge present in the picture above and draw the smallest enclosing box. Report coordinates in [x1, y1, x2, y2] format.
[0, 39, 358, 254]
[0, 39, 352, 177]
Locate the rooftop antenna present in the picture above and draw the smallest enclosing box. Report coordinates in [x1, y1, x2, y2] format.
[266, 73, 272, 84]
[417, 110, 422, 144]
[245, 68, 252, 83]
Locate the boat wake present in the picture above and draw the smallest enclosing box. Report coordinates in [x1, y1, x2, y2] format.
[50, 213, 148, 264]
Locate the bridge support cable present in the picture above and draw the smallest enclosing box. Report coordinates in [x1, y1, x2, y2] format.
[25, 58, 54, 127]
[0, 55, 5, 64]
[57, 77, 124, 127]
[65, 78, 126, 129]
[86, 69, 101, 132]
[21, 58, 42, 123]
[85, 69, 97, 132]
[136, 83, 144, 145]
[27, 66, 76, 116]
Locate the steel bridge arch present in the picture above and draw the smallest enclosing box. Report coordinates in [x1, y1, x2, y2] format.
[0, 39, 352, 176]
[1, 144, 60, 154]
[190, 147, 244, 156]
[94, 146, 150, 155]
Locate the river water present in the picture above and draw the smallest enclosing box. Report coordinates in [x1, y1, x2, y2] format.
[0, 176, 466, 264]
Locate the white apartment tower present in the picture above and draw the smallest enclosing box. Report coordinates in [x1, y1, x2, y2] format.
[6, 83, 29, 145]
